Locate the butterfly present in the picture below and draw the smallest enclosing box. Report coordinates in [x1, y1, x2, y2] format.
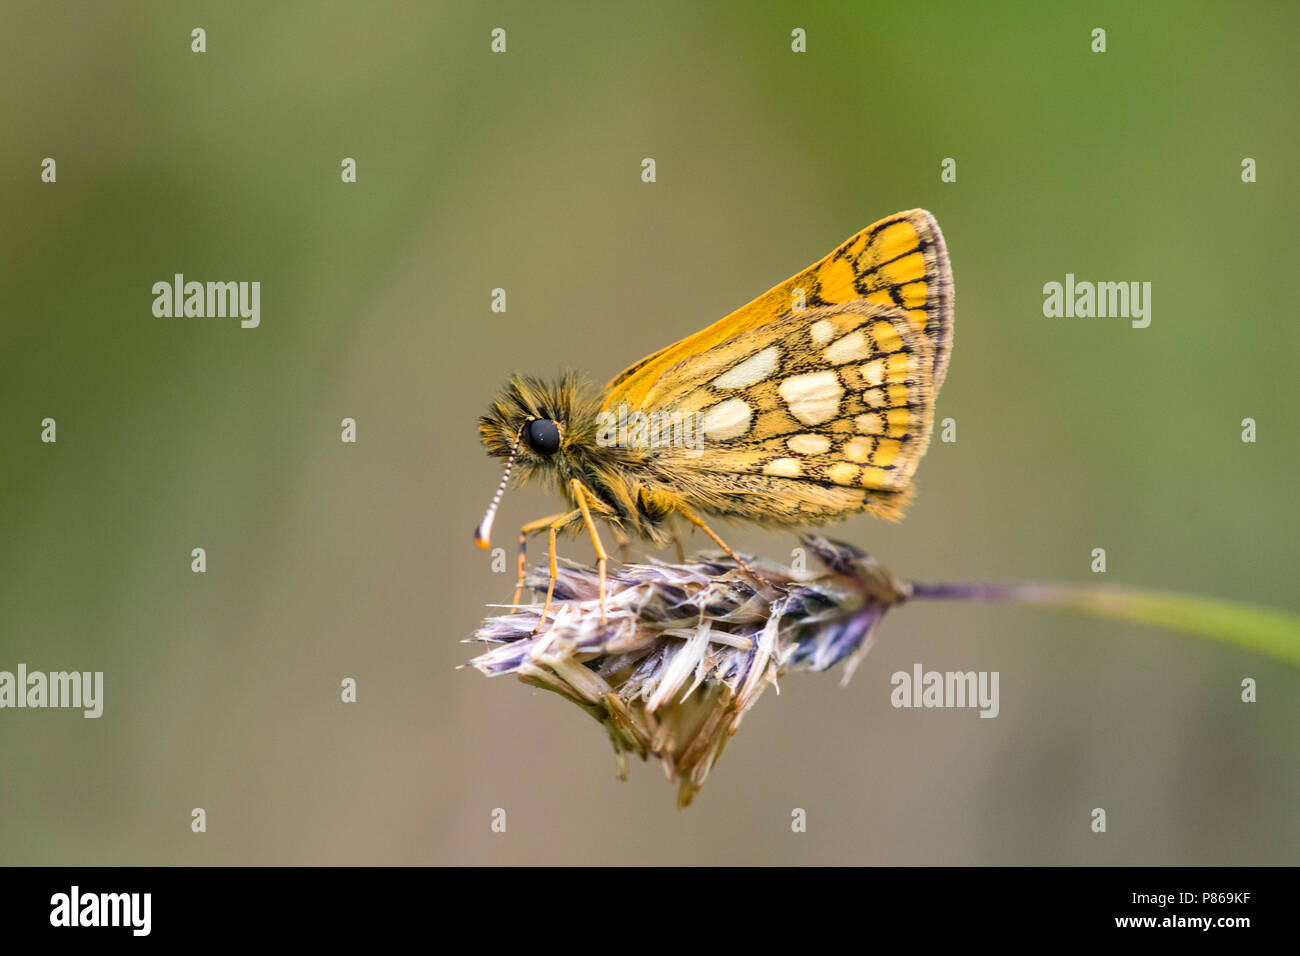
[474, 209, 954, 620]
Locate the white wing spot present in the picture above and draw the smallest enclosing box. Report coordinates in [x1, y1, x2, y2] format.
[855, 413, 883, 434]
[713, 346, 779, 389]
[763, 457, 802, 477]
[843, 437, 873, 462]
[779, 371, 842, 425]
[810, 319, 835, 345]
[824, 330, 871, 365]
[700, 397, 752, 440]
[787, 433, 830, 455]
[860, 358, 886, 386]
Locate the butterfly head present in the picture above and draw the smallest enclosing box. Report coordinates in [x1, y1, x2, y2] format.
[473, 373, 601, 548]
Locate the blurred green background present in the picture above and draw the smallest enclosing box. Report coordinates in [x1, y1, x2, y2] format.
[2, 0, 1296, 865]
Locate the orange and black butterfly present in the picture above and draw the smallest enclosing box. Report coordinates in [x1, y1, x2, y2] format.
[475, 209, 954, 617]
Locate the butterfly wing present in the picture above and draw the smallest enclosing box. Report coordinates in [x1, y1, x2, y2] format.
[623, 301, 939, 523]
[600, 210, 953, 523]
[604, 208, 954, 412]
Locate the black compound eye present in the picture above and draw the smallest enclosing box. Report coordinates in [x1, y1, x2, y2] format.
[524, 418, 561, 455]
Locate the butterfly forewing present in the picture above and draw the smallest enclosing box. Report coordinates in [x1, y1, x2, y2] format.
[604, 208, 953, 411]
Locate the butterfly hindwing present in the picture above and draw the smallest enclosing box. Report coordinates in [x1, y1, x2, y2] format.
[632, 301, 937, 522]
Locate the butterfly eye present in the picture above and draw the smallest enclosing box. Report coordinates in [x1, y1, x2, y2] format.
[524, 418, 561, 455]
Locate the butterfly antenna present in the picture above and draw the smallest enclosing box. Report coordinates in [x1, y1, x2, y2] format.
[473, 426, 525, 549]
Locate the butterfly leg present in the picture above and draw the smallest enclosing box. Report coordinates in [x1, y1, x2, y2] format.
[533, 509, 582, 633]
[678, 507, 774, 590]
[612, 527, 631, 564]
[568, 478, 611, 621]
[514, 511, 569, 607]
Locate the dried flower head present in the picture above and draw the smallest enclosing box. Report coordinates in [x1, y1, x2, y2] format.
[467, 536, 910, 807]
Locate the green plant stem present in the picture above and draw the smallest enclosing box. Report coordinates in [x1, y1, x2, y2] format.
[908, 581, 1300, 667]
